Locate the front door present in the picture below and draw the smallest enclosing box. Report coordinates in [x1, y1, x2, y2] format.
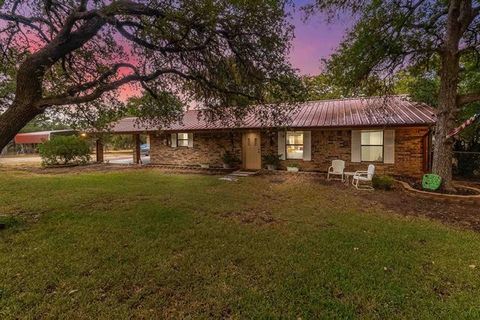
[243, 131, 261, 170]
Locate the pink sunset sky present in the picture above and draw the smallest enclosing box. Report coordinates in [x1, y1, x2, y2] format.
[289, 2, 350, 75]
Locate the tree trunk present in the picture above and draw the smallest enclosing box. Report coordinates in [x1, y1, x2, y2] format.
[0, 59, 45, 150]
[432, 99, 457, 191]
[0, 102, 43, 149]
[432, 1, 463, 191]
[432, 53, 459, 191]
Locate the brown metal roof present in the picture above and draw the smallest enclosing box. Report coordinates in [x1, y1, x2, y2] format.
[14, 130, 76, 144]
[107, 96, 436, 133]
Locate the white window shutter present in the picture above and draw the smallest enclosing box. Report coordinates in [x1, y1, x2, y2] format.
[303, 131, 311, 161]
[351, 130, 361, 162]
[171, 133, 177, 148]
[384, 129, 395, 164]
[188, 133, 194, 148]
[277, 131, 286, 160]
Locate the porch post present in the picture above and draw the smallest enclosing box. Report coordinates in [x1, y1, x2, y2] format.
[133, 134, 141, 164]
[96, 139, 104, 163]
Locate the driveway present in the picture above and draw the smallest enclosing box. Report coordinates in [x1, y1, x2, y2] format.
[0, 153, 150, 166]
[0, 155, 42, 166]
[107, 156, 151, 165]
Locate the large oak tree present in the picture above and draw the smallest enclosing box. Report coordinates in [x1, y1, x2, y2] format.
[0, 0, 302, 149]
[308, 0, 480, 189]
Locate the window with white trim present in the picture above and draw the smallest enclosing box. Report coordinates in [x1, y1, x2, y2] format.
[177, 133, 189, 147]
[361, 130, 384, 162]
[286, 131, 304, 159]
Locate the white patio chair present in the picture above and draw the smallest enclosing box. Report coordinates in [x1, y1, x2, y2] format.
[327, 160, 345, 181]
[352, 164, 375, 190]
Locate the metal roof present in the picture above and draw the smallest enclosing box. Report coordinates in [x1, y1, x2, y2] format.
[108, 96, 436, 133]
[14, 130, 76, 144]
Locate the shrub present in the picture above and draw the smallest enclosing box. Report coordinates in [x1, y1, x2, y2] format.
[287, 162, 300, 168]
[372, 175, 395, 190]
[221, 150, 240, 166]
[262, 153, 282, 167]
[39, 135, 91, 166]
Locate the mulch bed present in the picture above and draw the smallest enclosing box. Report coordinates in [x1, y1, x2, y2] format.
[397, 176, 480, 196]
[358, 184, 480, 232]
[412, 182, 478, 195]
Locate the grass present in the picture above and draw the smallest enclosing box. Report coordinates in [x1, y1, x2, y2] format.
[0, 169, 480, 319]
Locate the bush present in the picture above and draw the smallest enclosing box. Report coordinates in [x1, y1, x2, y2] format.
[221, 150, 240, 166]
[287, 162, 300, 168]
[262, 153, 282, 167]
[372, 175, 395, 190]
[39, 136, 91, 166]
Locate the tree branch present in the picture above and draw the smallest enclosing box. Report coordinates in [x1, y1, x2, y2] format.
[110, 18, 214, 54]
[64, 63, 138, 96]
[34, 63, 259, 109]
[0, 12, 52, 41]
[458, 91, 480, 106]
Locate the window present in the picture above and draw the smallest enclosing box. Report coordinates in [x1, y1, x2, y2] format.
[361, 130, 383, 162]
[286, 131, 303, 159]
[177, 133, 189, 147]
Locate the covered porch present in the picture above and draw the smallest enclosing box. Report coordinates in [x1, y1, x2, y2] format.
[94, 133, 150, 165]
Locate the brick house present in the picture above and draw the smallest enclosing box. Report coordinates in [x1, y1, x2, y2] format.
[108, 96, 436, 177]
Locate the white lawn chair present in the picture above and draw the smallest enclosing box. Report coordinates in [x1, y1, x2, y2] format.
[352, 164, 375, 190]
[327, 160, 345, 181]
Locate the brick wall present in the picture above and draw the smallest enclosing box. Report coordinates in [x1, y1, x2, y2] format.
[150, 131, 242, 167]
[261, 127, 429, 177]
[149, 127, 429, 177]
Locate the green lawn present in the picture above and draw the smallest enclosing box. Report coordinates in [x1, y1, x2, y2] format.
[0, 169, 479, 319]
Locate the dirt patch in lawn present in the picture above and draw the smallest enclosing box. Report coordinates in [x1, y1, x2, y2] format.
[356, 184, 480, 232]
[219, 209, 282, 226]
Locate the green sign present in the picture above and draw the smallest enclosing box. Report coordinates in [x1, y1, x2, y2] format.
[422, 174, 442, 191]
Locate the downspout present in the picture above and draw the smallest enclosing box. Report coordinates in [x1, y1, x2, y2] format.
[423, 125, 435, 173]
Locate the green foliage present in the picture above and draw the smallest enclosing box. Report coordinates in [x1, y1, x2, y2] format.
[372, 175, 395, 191]
[107, 134, 134, 150]
[20, 114, 71, 133]
[393, 70, 440, 107]
[303, 74, 344, 100]
[39, 136, 90, 166]
[310, 0, 446, 95]
[0, 215, 21, 229]
[125, 93, 184, 129]
[221, 150, 240, 166]
[262, 153, 282, 166]
[287, 162, 300, 168]
[0, 0, 303, 132]
[454, 140, 480, 178]
[0, 50, 17, 112]
[391, 60, 480, 174]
